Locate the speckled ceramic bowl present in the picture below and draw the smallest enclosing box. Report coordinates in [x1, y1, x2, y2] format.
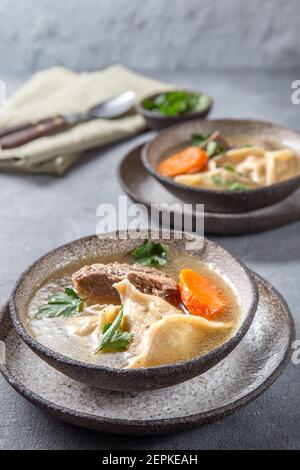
[136, 90, 213, 130]
[9, 231, 258, 392]
[142, 119, 300, 213]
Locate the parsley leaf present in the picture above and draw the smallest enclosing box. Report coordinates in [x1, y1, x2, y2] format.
[191, 134, 225, 158]
[36, 287, 83, 319]
[131, 239, 168, 267]
[206, 140, 225, 157]
[95, 306, 133, 353]
[143, 91, 209, 117]
[191, 132, 211, 146]
[211, 175, 249, 191]
[228, 182, 249, 190]
[211, 175, 223, 186]
[224, 164, 235, 172]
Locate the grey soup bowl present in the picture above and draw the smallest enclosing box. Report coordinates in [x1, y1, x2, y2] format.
[9, 231, 258, 392]
[142, 119, 300, 213]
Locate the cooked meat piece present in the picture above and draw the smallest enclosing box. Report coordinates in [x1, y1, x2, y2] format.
[72, 262, 179, 305]
[205, 131, 230, 151]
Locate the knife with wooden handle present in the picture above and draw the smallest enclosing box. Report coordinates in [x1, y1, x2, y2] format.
[0, 117, 69, 149]
[0, 91, 136, 150]
[0, 122, 35, 138]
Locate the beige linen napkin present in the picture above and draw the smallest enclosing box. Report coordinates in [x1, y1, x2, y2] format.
[0, 65, 171, 175]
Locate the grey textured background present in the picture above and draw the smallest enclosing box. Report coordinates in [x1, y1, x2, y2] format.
[0, 0, 300, 74]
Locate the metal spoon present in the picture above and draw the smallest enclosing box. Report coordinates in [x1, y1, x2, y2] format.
[0, 90, 137, 149]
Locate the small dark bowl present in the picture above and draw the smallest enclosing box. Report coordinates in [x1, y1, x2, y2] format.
[136, 90, 213, 130]
[142, 119, 300, 213]
[9, 231, 258, 392]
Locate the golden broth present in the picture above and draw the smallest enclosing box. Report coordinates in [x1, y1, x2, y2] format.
[26, 251, 240, 369]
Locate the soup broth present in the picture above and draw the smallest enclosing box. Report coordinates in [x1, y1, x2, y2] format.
[158, 129, 300, 190]
[26, 251, 240, 369]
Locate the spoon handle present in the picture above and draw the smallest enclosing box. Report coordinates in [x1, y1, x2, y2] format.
[0, 116, 70, 149]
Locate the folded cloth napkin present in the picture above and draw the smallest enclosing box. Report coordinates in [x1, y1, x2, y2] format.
[0, 65, 171, 175]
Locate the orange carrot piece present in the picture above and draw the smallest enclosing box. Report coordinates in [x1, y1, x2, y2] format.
[179, 269, 226, 319]
[157, 147, 208, 177]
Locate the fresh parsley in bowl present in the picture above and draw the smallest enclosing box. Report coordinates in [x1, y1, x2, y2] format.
[137, 89, 212, 130]
[142, 91, 210, 117]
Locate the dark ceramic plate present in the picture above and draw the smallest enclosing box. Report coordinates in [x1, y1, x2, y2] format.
[119, 143, 300, 235]
[136, 90, 213, 130]
[142, 119, 300, 213]
[9, 231, 258, 392]
[0, 273, 294, 435]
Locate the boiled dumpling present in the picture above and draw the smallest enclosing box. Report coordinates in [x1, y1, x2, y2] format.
[236, 156, 266, 184]
[67, 315, 99, 336]
[175, 168, 258, 190]
[68, 304, 120, 336]
[113, 279, 181, 361]
[265, 149, 299, 185]
[127, 313, 233, 368]
[113, 279, 233, 368]
[223, 147, 265, 163]
[174, 171, 216, 188]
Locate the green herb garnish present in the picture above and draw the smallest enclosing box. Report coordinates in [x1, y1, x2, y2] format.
[95, 306, 133, 353]
[191, 132, 211, 146]
[242, 144, 253, 148]
[224, 164, 235, 172]
[143, 91, 210, 117]
[211, 175, 223, 186]
[131, 239, 169, 267]
[191, 134, 225, 158]
[228, 182, 249, 190]
[211, 175, 249, 191]
[36, 287, 83, 319]
[206, 140, 225, 157]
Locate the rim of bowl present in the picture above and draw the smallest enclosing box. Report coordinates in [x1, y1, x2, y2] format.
[141, 117, 300, 195]
[136, 89, 213, 121]
[9, 231, 259, 378]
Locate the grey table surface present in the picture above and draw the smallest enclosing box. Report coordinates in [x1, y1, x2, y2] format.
[0, 69, 299, 450]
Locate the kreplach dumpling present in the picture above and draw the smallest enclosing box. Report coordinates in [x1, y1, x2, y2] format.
[114, 279, 233, 368]
[175, 168, 259, 190]
[265, 149, 299, 185]
[67, 304, 120, 337]
[114, 278, 181, 365]
[127, 312, 233, 368]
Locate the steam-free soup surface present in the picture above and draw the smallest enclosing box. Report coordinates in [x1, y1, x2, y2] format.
[26, 251, 240, 369]
[157, 130, 300, 190]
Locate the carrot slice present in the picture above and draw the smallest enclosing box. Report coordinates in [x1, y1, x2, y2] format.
[179, 269, 226, 319]
[157, 147, 208, 177]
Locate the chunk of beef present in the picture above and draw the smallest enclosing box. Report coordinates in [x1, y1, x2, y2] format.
[206, 131, 230, 151]
[72, 262, 179, 305]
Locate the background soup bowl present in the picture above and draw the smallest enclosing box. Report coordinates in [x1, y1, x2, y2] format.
[9, 231, 258, 392]
[142, 119, 300, 213]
